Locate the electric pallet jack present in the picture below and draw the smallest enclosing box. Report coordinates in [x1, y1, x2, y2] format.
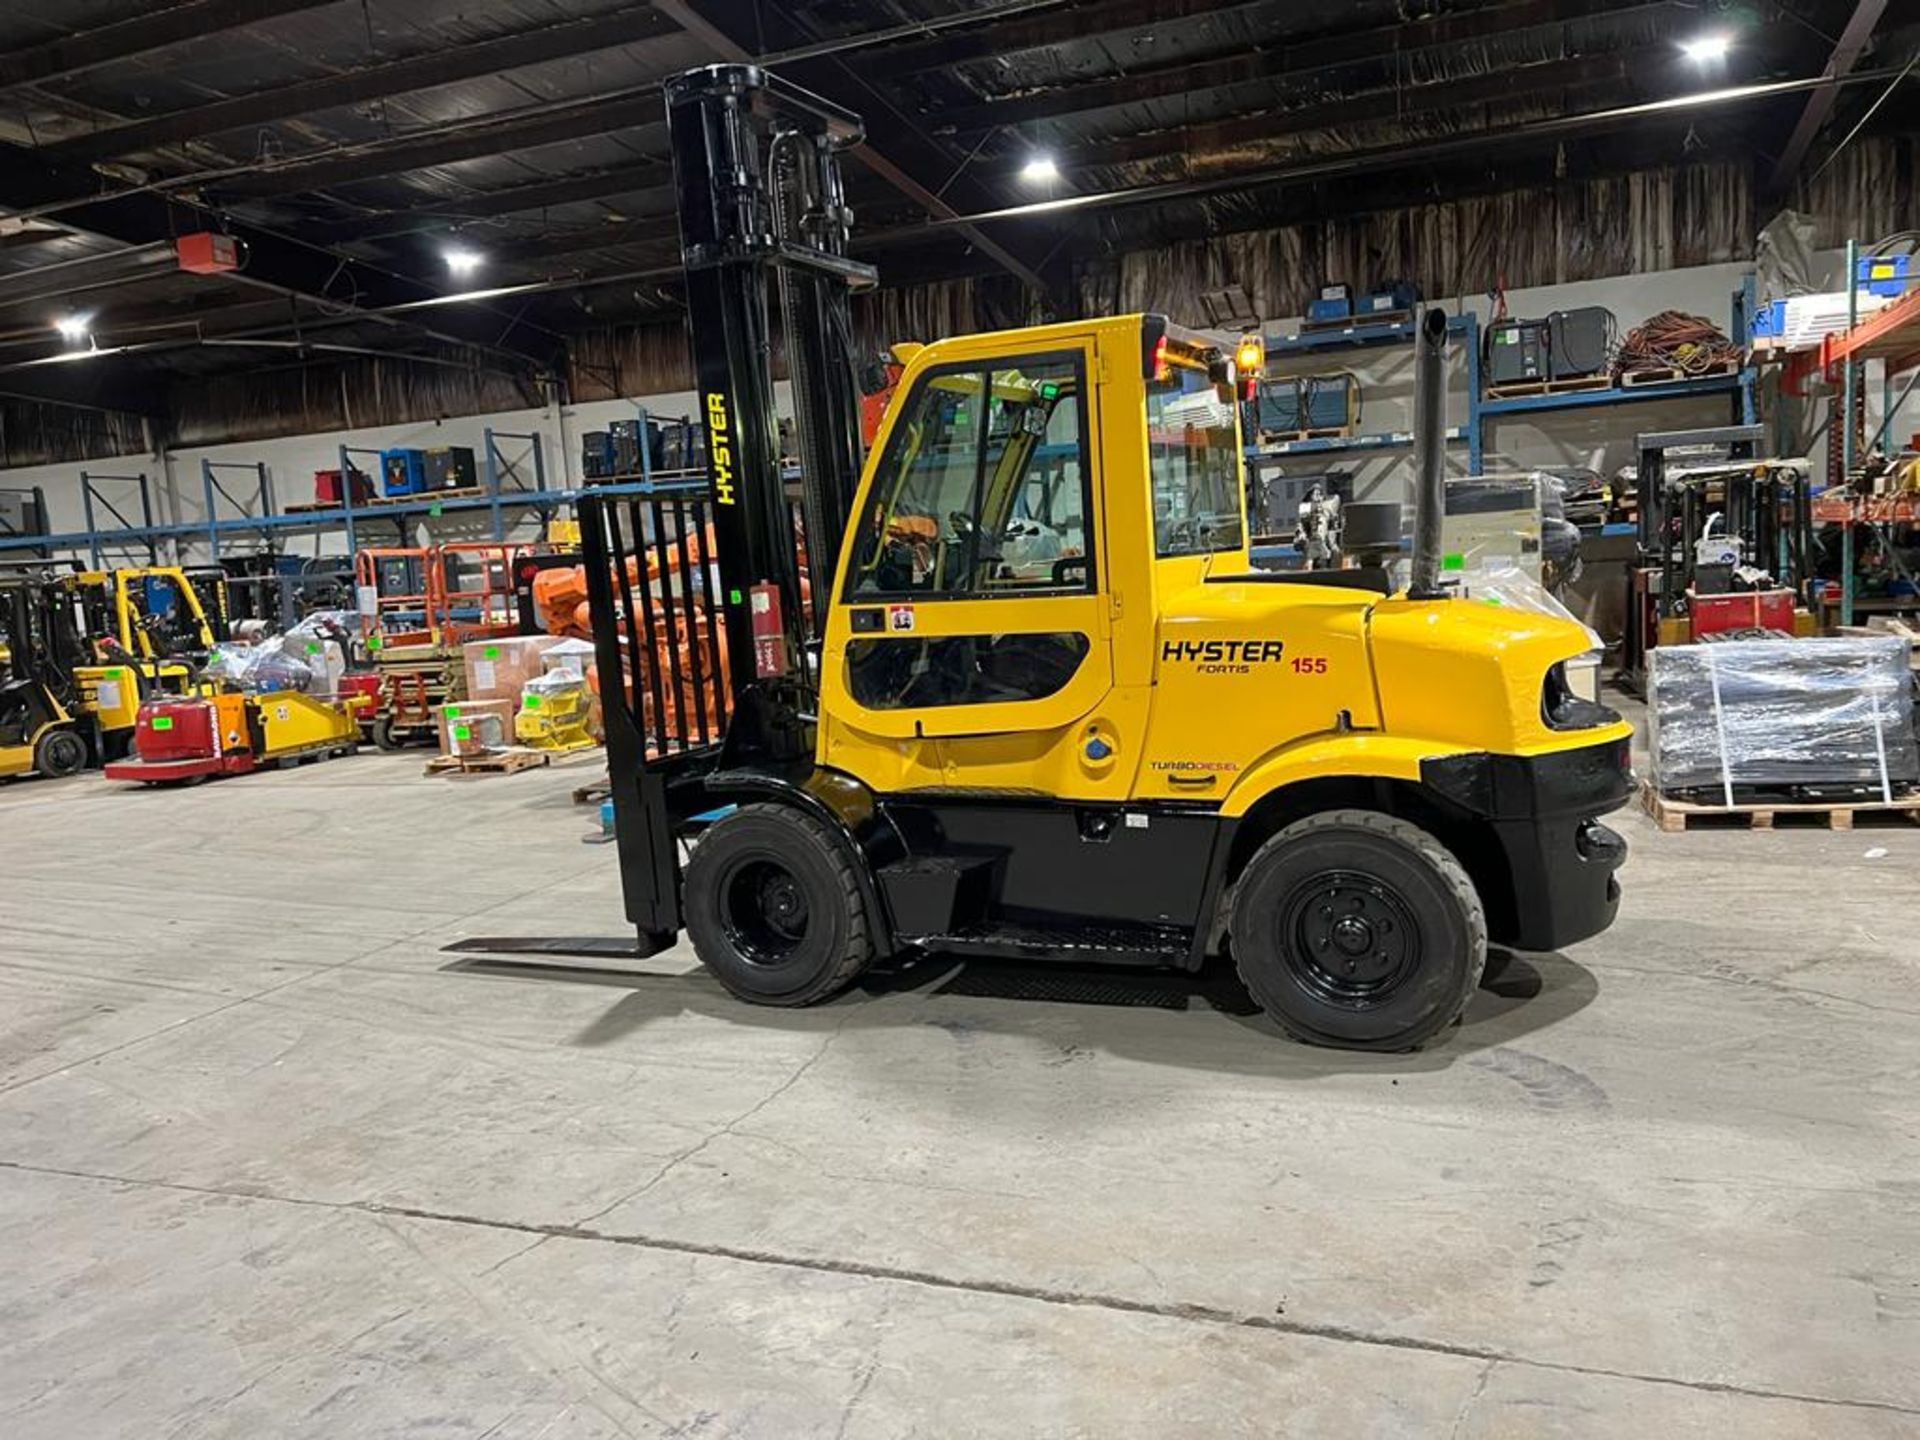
[104, 685, 365, 784]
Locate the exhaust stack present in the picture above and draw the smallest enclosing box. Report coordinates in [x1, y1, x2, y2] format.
[1407, 306, 1449, 600]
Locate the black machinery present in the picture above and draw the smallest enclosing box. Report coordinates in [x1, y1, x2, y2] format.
[1486, 307, 1614, 387]
[1619, 424, 1815, 692]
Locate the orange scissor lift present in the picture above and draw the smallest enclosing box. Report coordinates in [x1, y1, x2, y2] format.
[357, 542, 530, 749]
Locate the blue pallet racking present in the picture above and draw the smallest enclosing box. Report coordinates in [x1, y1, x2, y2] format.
[0, 410, 710, 563]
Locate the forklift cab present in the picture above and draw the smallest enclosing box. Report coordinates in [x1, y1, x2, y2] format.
[68, 566, 216, 668]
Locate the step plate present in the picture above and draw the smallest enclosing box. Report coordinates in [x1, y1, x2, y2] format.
[917, 922, 1191, 967]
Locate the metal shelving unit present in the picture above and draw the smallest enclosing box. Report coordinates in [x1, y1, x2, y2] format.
[1788, 240, 1920, 626]
[1246, 300, 1759, 555]
[1478, 367, 1755, 421]
[77, 470, 161, 567]
[1252, 311, 1484, 467]
[0, 428, 706, 563]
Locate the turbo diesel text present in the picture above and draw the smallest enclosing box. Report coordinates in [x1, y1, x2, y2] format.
[1159, 638, 1287, 674]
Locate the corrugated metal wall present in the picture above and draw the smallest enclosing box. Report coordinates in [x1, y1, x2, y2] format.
[560, 275, 1040, 400]
[167, 352, 544, 448]
[567, 321, 693, 402]
[1078, 137, 1914, 326]
[0, 399, 147, 469]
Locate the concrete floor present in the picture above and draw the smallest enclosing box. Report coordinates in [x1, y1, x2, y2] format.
[1, 733, 1917, 1439]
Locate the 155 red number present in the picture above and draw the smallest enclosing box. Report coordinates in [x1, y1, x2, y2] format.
[1290, 656, 1329, 674]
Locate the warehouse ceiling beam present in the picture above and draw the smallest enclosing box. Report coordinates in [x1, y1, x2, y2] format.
[655, 0, 1062, 302]
[878, 0, 1271, 75]
[914, 66, 1906, 230]
[1055, 53, 1633, 172]
[39, 5, 682, 164]
[308, 162, 675, 244]
[0, 0, 342, 92]
[206, 94, 667, 200]
[0, 240, 179, 311]
[1766, 0, 1889, 192]
[932, 0, 1670, 133]
[0, 144, 567, 373]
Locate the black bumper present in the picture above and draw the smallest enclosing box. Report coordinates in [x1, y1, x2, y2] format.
[1423, 735, 1634, 953]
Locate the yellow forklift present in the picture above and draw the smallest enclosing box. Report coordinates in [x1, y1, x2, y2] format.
[66, 564, 218, 759]
[559, 67, 1632, 1051]
[0, 570, 91, 779]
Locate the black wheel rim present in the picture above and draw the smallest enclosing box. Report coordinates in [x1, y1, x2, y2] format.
[45, 733, 85, 774]
[1278, 869, 1422, 1009]
[718, 854, 811, 967]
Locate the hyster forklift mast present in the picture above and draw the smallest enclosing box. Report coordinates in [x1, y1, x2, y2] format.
[584, 64, 876, 946]
[575, 65, 1634, 1051]
[665, 63, 874, 750]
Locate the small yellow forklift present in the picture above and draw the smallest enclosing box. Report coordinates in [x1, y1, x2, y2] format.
[0, 570, 91, 779]
[80, 566, 221, 756]
[565, 66, 1632, 1051]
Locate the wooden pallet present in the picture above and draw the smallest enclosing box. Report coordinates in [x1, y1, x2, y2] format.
[1619, 360, 1741, 388]
[1486, 373, 1613, 399]
[285, 486, 483, 514]
[1641, 780, 1920, 833]
[424, 747, 551, 777]
[1261, 426, 1354, 444]
[571, 774, 612, 806]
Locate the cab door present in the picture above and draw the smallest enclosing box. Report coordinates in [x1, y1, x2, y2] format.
[819, 338, 1116, 797]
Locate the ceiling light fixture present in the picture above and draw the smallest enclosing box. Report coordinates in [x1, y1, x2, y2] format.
[1682, 32, 1731, 64]
[54, 312, 92, 344]
[1019, 154, 1060, 185]
[443, 245, 484, 277]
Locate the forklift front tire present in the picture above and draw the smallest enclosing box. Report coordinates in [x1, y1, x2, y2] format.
[370, 715, 404, 752]
[683, 803, 876, 1008]
[1230, 809, 1486, 1051]
[34, 728, 89, 779]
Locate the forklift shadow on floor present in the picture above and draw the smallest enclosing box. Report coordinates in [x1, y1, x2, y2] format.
[438, 944, 1596, 1076]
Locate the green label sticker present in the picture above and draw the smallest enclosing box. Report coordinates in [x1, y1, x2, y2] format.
[452, 724, 471, 741]
[444, 704, 460, 719]
[306, 642, 321, 653]
[368, 634, 383, 651]
[484, 645, 500, 659]
[429, 503, 444, 517]
[523, 694, 541, 710]
[151, 716, 174, 731]
[729, 588, 743, 604]
[1441, 553, 1466, 571]
[108, 668, 123, 679]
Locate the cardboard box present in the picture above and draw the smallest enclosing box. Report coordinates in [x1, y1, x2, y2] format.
[436, 698, 515, 757]
[462, 635, 562, 702]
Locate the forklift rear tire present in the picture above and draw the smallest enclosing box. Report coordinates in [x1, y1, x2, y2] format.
[33, 728, 89, 779]
[1230, 809, 1486, 1051]
[370, 716, 404, 751]
[684, 803, 876, 1008]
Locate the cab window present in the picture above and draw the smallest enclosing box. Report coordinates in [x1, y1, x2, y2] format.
[1148, 363, 1244, 557]
[846, 353, 1092, 598]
